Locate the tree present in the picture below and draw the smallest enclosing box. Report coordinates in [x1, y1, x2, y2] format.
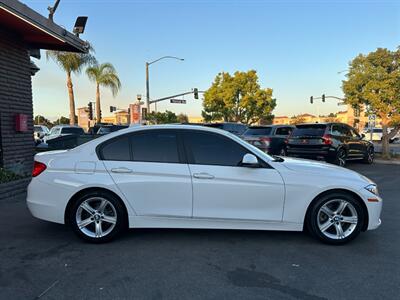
[177, 113, 189, 123]
[86, 63, 121, 122]
[202, 70, 276, 125]
[46, 46, 96, 125]
[34, 115, 53, 127]
[146, 110, 178, 124]
[342, 47, 400, 158]
[290, 115, 306, 125]
[54, 116, 77, 125]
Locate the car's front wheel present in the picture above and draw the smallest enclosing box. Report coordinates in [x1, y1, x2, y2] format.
[307, 192, 365, 245]
[68, 191, 126, 243]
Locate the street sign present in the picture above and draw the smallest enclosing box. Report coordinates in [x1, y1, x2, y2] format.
[368, 114, 376, 121]
[170, 99, 186, 104]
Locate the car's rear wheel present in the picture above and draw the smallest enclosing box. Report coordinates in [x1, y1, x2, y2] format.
[279, 148, 287, 156]
[69, 191, 126, 243]
[307, 192, 365, 245]
[362, 147, 374, 164]
[333, 148, 347, 167]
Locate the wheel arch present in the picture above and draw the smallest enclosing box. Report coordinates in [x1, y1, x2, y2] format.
[64, 187, 129, 226]
[303, 188, 369, 232]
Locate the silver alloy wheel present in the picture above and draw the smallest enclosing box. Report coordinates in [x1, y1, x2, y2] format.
[337, 149, 346, 167]
[76, 197, 117, 238]
[317, 199, 358, 240]
[280, 148, 286, 156]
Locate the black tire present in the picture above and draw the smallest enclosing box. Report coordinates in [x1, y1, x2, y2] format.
[362, 147, 374, 164]
[332, 148, 347, 167]
[306, 192, 365, 245]
[68, 190, 127, 243]
[279, 147, 287, 156]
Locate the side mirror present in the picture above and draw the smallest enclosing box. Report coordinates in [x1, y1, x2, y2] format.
[241, 153, 259, 167]
[360, 133, 365, 139]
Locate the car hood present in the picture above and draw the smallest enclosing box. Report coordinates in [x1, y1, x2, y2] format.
[278, 157, 373, 184]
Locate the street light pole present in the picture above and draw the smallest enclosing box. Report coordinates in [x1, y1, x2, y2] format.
[146, 62, 150, 113]
[145, 56, 184, 114]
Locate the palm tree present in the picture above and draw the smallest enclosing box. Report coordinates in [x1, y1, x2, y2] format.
[46, 48, 96, 125]
[86, 63, 121, 122]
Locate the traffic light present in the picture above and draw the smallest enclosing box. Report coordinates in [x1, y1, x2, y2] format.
[110, 106, 116, 113]
[88, 102, 93, 120]
[322, 94, 326, 102]
[193, 88, 199, 99]
[310, 96, 313, 104]
[141, 107, 148, 119]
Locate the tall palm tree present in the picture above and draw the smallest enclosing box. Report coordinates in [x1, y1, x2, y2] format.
[46, 48, 96, 125]
[86, 63, 121, 122]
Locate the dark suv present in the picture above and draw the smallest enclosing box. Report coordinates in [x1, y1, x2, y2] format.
[242, 125, 294, 155]
[203, 122, 248, 136]
[286, 123, 374, 166]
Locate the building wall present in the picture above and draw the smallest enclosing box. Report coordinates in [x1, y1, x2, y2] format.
[0, 28, 34, 175]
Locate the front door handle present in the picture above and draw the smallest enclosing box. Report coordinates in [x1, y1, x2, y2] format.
[193, 172, 215, 179]
[111, 167, 133, 174]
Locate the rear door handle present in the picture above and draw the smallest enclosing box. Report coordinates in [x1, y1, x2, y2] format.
[111, 167, 133, 174]
[193, 173, 215, 179]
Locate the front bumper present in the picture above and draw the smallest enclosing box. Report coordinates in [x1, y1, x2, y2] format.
[357, 187, 383, 231]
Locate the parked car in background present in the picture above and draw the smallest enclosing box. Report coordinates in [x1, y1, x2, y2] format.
[34, 125, 49, 145]
[242, 125, 294, 155]
[28, 124, 382, 245]
[97, 125, 129, 135]
[203, 122, 248, 136]
[362, 127, 400, 143]
[362, 128, 382, 141]
[44, 125, 85, 143]
[287, 123, 374, 167]
[88, 123, 112, 135]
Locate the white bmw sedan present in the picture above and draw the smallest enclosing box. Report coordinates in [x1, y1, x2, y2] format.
[27, 125, 382, 244]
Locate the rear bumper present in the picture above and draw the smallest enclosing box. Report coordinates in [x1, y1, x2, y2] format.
[26, 178, 69, 224]
[287, 146, 335, 160]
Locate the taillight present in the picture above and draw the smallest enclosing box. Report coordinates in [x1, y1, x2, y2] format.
[260, 137, 271, 146]
[32, 161, 46, 177]
[322, 134, 332, 145]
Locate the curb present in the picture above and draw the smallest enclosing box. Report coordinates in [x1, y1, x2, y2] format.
[374, 159, 400, 165]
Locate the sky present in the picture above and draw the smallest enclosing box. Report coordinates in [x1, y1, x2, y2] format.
[24, 0, 400, 121]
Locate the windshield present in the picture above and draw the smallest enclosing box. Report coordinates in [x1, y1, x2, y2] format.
[244, 127, 272, 136]
[292, 125, 327, 137]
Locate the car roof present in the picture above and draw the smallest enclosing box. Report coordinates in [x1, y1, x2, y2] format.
[52, 125, 83, 128]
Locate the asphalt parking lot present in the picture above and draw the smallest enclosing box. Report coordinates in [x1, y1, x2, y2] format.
[0, 163, 399, 300]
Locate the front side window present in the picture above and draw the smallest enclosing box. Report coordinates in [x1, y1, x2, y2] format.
[183, 131, 249, 166]
[130, 131, 179, 163]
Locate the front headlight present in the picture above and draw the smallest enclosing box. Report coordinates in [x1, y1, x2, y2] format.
[364, 184, 379, 195]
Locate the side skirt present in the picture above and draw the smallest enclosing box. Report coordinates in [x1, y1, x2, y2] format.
[129, 216, 303, 231]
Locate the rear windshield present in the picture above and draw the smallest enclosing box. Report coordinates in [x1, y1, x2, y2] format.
[62, 127, 84, 135]
[243, 127, 272, 136]
[292, 125, 327, 137]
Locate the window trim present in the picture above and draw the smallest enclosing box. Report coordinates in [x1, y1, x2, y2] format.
[96, 129, 186, 164]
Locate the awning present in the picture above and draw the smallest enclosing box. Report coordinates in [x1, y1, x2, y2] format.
[0, 0, 87, 53]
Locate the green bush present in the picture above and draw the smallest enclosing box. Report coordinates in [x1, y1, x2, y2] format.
[0, 168, 24, 184]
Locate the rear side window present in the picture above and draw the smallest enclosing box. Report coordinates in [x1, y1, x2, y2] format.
[101, 136, 130, 161]
[183, 131, 249, 166]
[275, 127, 292, 136]
[244, 127, 272, 136]
[292, 125, 327, 137]
[130, 131, 179, 163]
